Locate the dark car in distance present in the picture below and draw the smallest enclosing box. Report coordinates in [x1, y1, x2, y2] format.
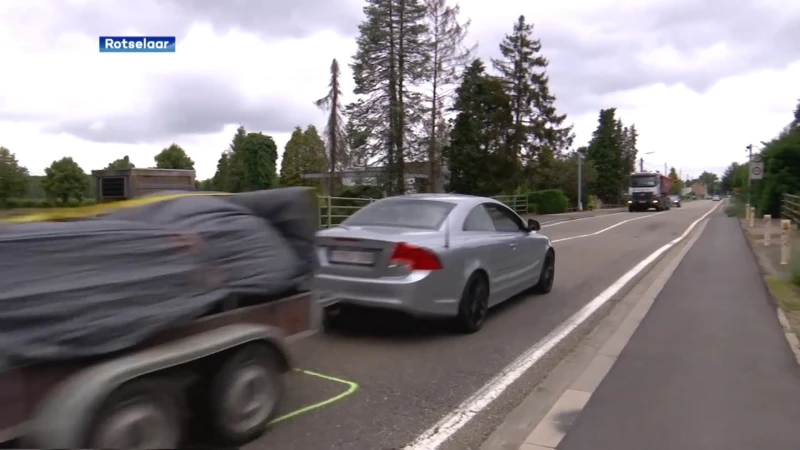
[669, 195, 681, 208]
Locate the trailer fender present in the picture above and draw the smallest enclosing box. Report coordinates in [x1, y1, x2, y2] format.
[24, 324, 291, 449]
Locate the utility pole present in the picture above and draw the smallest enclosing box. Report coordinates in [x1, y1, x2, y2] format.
[577, 153, 583, 211]
[664, 162, 668, 175]
[746, 144, 753, 206]
[639, 157, 644, 172]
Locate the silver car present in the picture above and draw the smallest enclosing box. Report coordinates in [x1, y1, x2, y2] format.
[314, 194, 555, 333]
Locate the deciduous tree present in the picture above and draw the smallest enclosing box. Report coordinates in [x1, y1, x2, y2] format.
[105, 155, 135, 170]
[0, 147, 29, 206]
[42, 157, 88, 204]
[155, 144, 194, 170]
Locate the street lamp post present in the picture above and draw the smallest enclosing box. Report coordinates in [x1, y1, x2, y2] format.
[578, 153, 583, 211]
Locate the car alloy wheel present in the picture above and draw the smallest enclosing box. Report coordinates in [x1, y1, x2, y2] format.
[456, 275, 489, 333]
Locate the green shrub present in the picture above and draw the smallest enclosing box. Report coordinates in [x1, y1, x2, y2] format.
[587, 195, 598, 211]
[1, 198, 97, 209]
[527, 189, 568, 215]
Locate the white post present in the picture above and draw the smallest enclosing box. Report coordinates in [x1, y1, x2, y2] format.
[749, 207, 755, 227]
[764, 214, 771, 246]
[781, 220, 791, 265]
[745, 203, 751, 220]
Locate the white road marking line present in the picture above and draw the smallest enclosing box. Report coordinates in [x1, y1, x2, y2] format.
[550, 211, 665, 243]
[402, 202, 722, 450]
[540, 212, 624, 228]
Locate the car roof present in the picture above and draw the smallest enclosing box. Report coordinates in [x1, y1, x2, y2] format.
[377, 193, 493, 207]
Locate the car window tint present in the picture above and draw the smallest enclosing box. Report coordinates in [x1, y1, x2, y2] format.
[343, 199, 455, 230]
[463, 205, 496, 231]
[485, 204, 524, 232]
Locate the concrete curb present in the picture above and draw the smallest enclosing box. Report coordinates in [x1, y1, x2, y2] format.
[736, 219, 800, 367]
[517, 214, 709, 450]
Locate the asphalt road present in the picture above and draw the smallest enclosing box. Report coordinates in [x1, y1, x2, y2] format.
[557, 213, 800, 450]
[248, 200, 722, 450]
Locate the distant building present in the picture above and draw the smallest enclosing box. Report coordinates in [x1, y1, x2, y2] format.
[91, 168, 196, 201]
[301, 161, 448, 196]
[691, 182, 707, 198]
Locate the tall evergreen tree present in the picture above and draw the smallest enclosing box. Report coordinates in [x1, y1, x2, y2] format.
[314, 59, 350, 195]
[348, 0, 430, 195]
[213, 125, 247, 192]
[238, 132, 278, 192]
[791, 98, 800, 130]
[586, 108, 623, 203]
[491, 16, 538, 165]
[445, 59, 514, 195]
[492, 15, 572, 189]
[422, 0, 473, 191]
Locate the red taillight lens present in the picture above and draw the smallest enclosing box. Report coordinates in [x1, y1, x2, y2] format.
[390, 242, 443, 271]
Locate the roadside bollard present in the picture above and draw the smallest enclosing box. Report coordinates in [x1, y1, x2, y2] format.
[745, 203, 751, 220]
[781, 220, 791, 265]
[749, 207, 755, 228]
[764, 215, 771, 246]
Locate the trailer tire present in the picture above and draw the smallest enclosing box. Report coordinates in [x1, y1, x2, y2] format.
[208, 344, 283, 445]
[86, 379, 182, 449]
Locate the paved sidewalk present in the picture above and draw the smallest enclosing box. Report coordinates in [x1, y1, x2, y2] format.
[540, 215, 800, 450]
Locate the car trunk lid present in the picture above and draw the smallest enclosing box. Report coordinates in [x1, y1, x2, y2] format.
[316, 225, 444, 278]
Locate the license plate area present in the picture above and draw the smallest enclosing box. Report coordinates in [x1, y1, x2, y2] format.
[328, 248, 377, 266]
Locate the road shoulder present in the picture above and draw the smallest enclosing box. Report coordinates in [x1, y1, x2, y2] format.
[539, 214, 800, 450]
[479, 203, 709, 450]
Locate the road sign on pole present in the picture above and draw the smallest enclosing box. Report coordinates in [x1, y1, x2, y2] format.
[750, 162, 764, 180]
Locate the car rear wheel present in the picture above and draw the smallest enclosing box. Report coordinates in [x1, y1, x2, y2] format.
[455, 274, 489, 333]
[532, 250, 555, 295]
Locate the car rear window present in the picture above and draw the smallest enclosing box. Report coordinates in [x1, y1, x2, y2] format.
[342, 199, 456, 230]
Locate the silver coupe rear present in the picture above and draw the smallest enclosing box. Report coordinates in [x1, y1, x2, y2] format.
[314, 194, 555, 333]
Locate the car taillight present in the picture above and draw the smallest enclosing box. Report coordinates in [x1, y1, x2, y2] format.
[390, 242, 443, 271]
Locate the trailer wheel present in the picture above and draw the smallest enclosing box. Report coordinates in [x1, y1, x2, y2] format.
[208, 344, 283, 445]
[87, 379, 182, 449]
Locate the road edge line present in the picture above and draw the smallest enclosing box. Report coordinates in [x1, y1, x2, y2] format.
[520, 213, 710, 449]
[403, 202, 722, 450]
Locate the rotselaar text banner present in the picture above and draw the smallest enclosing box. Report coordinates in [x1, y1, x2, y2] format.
[99, 36, 176, 53]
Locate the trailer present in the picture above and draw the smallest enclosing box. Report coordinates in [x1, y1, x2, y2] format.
[0, 292, 315, 448]
[0, 189, 321, 449]
[627, 172, 673, 212]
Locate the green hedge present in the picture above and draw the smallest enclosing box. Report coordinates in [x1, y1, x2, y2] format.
[2, 198, 97, 209]
[528, 189, 568, 215]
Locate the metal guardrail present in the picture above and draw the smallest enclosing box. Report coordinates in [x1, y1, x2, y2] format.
[490, 195, 529, 215]
[782, 194, 800, 225]
[318, 196, 375, 229]
[317, 194, 623, 228]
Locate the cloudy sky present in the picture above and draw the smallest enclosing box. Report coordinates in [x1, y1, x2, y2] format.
[1, 0, 799, 181]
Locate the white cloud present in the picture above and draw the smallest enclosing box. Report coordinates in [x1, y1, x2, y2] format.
[0, 0, 798, 181]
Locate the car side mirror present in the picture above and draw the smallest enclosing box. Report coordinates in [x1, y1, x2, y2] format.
[527, 218, 541, 232]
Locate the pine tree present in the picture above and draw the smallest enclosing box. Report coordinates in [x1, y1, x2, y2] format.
[212, 125, 247, 192]
[445, 59, 514, 195]
[314, 59, 350, 195]
[348, 0, 430, 195]
[586, 108, 623, 203]
[529, 49, 573, 160]
[422, 0, 473, 191]
[491, 16, 538, 164]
